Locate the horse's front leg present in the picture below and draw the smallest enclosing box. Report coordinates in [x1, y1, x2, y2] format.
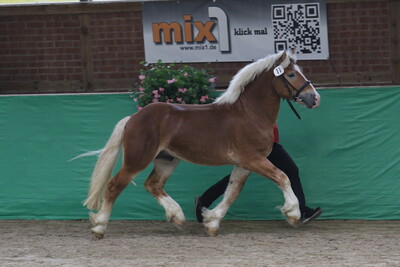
[202, 167, 250, 237]
[245, 157, 301, 227]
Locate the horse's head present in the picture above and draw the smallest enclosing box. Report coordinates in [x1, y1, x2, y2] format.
[272, 50, 320, 109]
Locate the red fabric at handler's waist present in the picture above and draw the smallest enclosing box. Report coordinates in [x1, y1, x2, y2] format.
[273, 124, 279, 143]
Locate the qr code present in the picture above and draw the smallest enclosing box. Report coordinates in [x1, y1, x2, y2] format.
[272, 3, 322, 54]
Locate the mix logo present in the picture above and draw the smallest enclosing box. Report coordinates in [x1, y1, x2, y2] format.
[143, 0, 328, 62]
[151, 7, 230, 52]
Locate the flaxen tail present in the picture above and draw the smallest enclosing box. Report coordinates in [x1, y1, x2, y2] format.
[83, 116, 131, 210]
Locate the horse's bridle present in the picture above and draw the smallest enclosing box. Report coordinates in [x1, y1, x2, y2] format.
[273, 64, 312, 120]
[280, 75, 311, 102]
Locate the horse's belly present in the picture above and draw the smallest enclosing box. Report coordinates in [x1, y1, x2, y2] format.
[164, 147, 237, 166]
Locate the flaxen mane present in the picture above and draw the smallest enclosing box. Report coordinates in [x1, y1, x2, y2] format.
[215, 51, 296, 105]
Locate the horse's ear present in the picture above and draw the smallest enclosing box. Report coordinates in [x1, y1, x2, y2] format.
[277, 50, 287, 64]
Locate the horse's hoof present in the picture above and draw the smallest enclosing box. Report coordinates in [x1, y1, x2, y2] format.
[91, 230, 104, 239]
[91, 225, 106, 239]
[206, 227, 219, 237]
[204, 220, 220, 237]
[286, 217, 300, 228]
[170, 218, 184, 230]
[168, 213, 185, 228]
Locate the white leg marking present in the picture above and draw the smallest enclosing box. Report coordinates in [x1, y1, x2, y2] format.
[158, 196, 185, 226]
[203, 167, 250, 236]
[280, 184, 301, 227]
[90, 202, 112, 238]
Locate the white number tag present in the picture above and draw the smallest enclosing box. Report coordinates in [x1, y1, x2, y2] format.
[273, 65, 284, 77]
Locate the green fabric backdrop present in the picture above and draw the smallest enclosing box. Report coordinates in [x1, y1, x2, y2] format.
[1, 87, 399, 220]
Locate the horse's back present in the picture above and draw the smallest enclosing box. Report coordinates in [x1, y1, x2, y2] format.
[123, 102, 218, 143]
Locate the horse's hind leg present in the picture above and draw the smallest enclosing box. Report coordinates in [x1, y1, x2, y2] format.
[144, 157, 185, 227]
[90, 167, 140, 238]
[202, 167, 250, 236]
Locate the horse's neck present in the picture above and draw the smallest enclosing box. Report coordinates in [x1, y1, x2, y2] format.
[236, 71, 281, 123]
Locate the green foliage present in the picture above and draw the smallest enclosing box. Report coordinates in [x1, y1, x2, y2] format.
[133, 61, 216, 110]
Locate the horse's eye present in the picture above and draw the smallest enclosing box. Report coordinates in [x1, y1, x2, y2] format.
[287, 73, 295, 78]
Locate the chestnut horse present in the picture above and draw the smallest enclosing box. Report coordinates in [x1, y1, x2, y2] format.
[84, 50, 320, 238]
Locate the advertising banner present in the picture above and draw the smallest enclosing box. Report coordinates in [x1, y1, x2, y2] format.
[142, 0, 329, 62]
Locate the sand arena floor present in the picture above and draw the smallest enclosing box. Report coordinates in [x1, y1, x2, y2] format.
[1, 220, 400, 266]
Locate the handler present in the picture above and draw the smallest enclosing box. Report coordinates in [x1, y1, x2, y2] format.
[195, 124, 322, 225]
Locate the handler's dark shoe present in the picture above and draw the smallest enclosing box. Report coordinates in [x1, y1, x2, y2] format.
[301, 207, 323, 225]
[195, 196, 204, 223]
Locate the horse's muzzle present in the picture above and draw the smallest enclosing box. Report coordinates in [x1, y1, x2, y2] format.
[297, 91, 320, 109]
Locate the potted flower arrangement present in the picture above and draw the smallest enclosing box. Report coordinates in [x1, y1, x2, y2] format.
[133, 60, 216, 110]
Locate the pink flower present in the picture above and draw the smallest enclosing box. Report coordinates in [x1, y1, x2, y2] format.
[138, 106, 143, 110]
[139, 94, 143, 98]
[183, 73, 188, 77]
[176, 97, 182, 102]
[139, 75, 145, 80]
[152, 98, 159, 103]
[159, 87, 165, 92]
[167, 78, 177, 84]
[200, 95, 209, 103]
[154, 93, 160, 98]
[152, 90, 158, 95]
[133, 98, 138, 102]
[209, 77, 216, 83]
[139, 87, 144, 92]
[178, 88, 187, 93]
